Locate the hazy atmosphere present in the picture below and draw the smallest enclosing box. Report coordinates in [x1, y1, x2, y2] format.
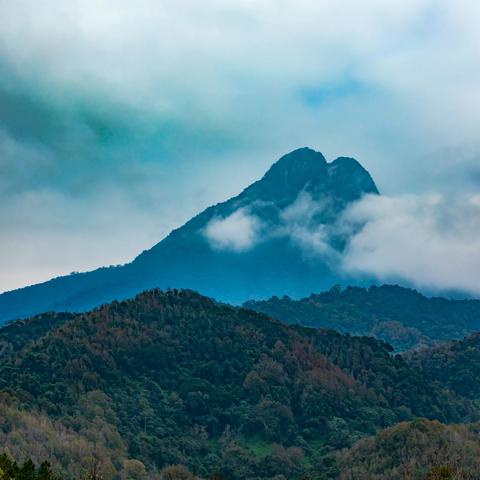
[1, 0, 480, 293]
[2, 3, 480, 479]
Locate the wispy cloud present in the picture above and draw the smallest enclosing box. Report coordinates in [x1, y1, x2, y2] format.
[204, 208, 262, 252]
[278, 192, 339, 259]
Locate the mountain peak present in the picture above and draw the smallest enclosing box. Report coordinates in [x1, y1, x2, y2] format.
[243, 147, 327, 205]
[331, 156, 364, 168]
[262, 147, 327, 186]
[0, 147, 380, 321]
[242, 147, 377, 206]
[328, 156, 379, 199]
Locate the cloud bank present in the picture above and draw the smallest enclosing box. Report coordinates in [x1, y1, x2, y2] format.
[204, 191, 480, 297]
[340, 193, 480, 296]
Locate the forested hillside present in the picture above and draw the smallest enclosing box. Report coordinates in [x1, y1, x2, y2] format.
[0, 453, 60, 480]
[0, 311, 74, 358]
[245, 285, 480, 351]
[0, 289, 477, 479]
[408, 333, 480, 401]
[334, 419, 480, 479]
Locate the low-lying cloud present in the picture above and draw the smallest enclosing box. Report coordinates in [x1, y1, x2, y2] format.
[279, 192, 338, 258]
[204, 191, 480, 297]
[340, 193, 480, 296]
[204, 208, 262, 252]
[203, 193, 337, 257]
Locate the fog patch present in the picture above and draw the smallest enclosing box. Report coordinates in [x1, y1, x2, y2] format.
[204, 208, 262, 252]
[340, 193, 480, 295]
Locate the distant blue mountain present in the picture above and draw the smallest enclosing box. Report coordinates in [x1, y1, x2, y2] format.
[0, 147, 379, 323]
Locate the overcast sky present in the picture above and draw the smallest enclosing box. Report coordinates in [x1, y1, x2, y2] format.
[1, 0, 480, 293]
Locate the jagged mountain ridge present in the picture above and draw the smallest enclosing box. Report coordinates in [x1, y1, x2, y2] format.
[0, 147, 378, 323]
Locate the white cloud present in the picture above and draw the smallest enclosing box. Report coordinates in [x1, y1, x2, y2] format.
[280, 191, 323, 226]
[340, 193, 480, 295]
[204, 208, 262, 252]
[230, 189, 480, 297]
[204, 192, 339, 258]
[279, 192, 338, 258]
[194, 188, 480, 297]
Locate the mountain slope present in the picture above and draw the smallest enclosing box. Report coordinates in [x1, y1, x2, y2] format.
[0, 289, 476, 479]
[0, 311, 74, 358]
[245, 285, 480, 351]
[408, 332, 480, 401]
[333, 419, 480, 479]
[0, 148, 378, 324]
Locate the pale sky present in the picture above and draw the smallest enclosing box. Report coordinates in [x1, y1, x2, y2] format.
[1, 0, 480, 293]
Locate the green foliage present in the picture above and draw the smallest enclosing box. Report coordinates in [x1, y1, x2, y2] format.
[158, 464, 195, 479]
[426, 465, 455, 480]
[334, 419, 480, 479]
[0, 289, 477, 479]
[245, 285, 480, 351]
[0, 454, 59, 480]
[409, 333, 480, 401]
[0, 312, 74, 359]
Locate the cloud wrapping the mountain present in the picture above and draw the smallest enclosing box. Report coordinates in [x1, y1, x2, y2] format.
[204, 208, 262, 252]
[340, 193, 480, 295]
[1, 0, 480, 291]
[204, 193, 337, 256]
[206, 191, 480, 297]
[279, 192, 339, 258]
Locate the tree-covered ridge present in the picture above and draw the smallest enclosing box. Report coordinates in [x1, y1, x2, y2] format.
[334, 419, 480, 479]
[245, 285, 480, 351]
[408, 333, 480, 401]
[0, 289, 477, 479]
[0, 392, 129, 479]
[0, 312, 75, 358]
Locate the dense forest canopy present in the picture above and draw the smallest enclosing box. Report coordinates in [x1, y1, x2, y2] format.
[0, 453, 59, 480]
[0, 289, 478, 479]
[408, 333, 480, 401]
[245, 285, 480, 351]
[335, 419, 480, 479]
